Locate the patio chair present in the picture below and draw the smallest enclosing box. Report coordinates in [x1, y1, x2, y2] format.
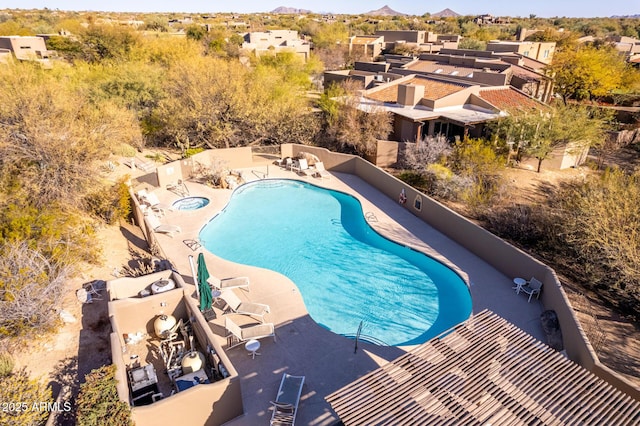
[225, 316, 275, 348]
[146, 214, 181, 238]
[521, 277, 543, 302]
[312, 162, 331, 180]
[209, 275, 250, 292]
[270, 373, 305, 426]
[220, 289, 270, 322]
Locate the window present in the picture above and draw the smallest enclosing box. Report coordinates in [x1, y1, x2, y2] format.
[543, 49, 550, 58]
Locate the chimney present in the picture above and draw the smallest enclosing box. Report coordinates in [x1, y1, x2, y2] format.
[397, 84, 424, 107]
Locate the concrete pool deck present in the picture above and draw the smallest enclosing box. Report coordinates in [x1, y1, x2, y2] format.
[143, 164, 546, 425]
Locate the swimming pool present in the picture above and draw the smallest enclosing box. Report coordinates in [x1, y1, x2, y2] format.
[199, 180, 471, 346]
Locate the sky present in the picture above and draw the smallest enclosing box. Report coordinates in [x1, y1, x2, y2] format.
[1, 0, 637, 18]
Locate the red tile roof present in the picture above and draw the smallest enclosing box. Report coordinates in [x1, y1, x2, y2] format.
[478, 87, 544, 112]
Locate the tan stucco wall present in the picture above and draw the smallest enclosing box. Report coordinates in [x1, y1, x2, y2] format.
[107, 270, 177, 300]
[374, 140, 401, 167]
[108, 278, 244, 425]
[518, 142, 589, 171]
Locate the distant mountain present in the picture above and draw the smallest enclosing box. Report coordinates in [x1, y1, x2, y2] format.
[365, 5, 406, 16]
[271, 6, 312, 14]
[432, 8, 460, 18]
[611, 14, 640, 18]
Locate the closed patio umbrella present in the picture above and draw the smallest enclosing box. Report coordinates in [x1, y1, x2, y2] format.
[197, 253, 213, 312]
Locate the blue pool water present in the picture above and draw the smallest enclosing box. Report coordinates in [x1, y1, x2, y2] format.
[199, 180, 471, 346]
[172, 196, 210, 211]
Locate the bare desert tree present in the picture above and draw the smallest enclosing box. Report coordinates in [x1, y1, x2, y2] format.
[319, 80, 392, 156]
[403, 134, 452, 171]
[0, 242, 69, 338]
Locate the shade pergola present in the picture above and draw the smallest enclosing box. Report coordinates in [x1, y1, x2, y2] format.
[327, 310, 640, 425]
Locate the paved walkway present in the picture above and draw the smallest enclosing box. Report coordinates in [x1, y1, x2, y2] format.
[145, 164, 546, 426]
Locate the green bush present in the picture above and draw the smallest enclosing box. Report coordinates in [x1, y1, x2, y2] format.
[76, 365, 133, 426]
[397, 171, 428, 189]
[185, 147, 205, 158]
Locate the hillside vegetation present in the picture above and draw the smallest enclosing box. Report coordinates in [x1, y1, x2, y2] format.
[0, 6, 637, 373]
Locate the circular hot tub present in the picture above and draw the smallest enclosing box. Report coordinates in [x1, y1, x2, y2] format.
[172, 197, 210, 211]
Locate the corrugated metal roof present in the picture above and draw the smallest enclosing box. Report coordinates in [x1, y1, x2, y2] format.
[327, 310, 640, 426]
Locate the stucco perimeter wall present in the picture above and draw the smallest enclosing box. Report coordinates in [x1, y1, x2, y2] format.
[191, 146, 254, 170]
[132, 295, 243, 426]
[281, 144, 639, 399]
[108, 285, 243, 425]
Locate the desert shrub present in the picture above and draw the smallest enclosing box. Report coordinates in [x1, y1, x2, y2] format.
[0, 367, 52, 426]
[116, 143, 138, 157]
[402, 135, 452, 171]
[0, 243, 69, 338]
[0, 202, 101, 265]
[549, 169, 640, 313]
[191, 158, 229, 187]
[84, 177, 131, 224]
[483, 168, 640, 316]
[397, 170, 428, 189]
[449, 138, 505, 209]
[0, 352, 14, 377]
[76, 365, 133, 426]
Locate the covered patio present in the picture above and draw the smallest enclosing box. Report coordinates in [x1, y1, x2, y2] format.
[327, 310, 640, 425]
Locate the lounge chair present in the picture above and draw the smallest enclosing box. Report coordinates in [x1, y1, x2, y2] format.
[270, 373, 305, 426]
[276, 157, 292, 169]
[220, 289, 270, 322]
[146, 214, 181, 237]
[312, 162, 330, 180]
[521, 277, 543, 302]
[209, 275, 250, 292]
[225, 316, 275, 348]
[142, 191, 172, 215]
[291, 158, 313, 176]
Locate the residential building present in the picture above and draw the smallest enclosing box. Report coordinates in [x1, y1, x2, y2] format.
[325, 48, 554, 103]
[473, 14, 511, 26]
[0, 36, 55, 67]
[348, 35, 384, 61]
[242, 30, 310, 61]
[485, 40, 556, 64]
[359, 73, 544, 143]
[608, 35, 640, 63]
[375, 30, 460, 53]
